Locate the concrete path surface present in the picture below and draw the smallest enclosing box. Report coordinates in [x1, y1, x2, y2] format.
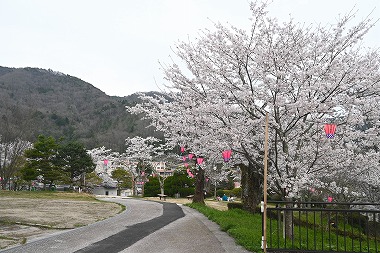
[0, 198, 252, 253]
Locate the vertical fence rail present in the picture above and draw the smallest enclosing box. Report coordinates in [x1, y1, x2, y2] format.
[265, 201, 380, 253]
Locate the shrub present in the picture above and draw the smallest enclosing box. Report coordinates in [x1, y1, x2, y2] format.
[231, 187, 242, 197]
[143, 177, 160, 197]
[164, 171, 195, 197]
[177, 187, 195, 197]
[216, 189, 225, 198]
[227, 202, 244, 210]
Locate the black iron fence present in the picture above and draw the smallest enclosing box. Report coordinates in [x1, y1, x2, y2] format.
[264, 201, 380, 253]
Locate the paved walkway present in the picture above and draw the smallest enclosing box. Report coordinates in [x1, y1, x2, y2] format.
[0, 198, 252, 253]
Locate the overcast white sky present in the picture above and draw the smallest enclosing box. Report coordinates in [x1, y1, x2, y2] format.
[0, 0, 379, 97]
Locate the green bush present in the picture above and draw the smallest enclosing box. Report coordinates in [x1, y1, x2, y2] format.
[231, 187, 242, 197]
[216, 188, 241, 198]
[227, 202, 244, 210]
[216, 189, 225, 198]
[164, 171, 195, 197]
[177, 187, 195, 197]
[143, 177, 160, 197]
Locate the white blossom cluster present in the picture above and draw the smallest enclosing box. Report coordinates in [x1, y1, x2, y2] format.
[127, 1, 380, 201]
[0, 137, 32, 187]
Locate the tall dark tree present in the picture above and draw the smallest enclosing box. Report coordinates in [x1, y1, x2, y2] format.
[57, 141, 95, 186]
[22, 135, 63, 187]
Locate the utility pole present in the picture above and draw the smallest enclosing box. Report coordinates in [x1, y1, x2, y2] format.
[262, 112, 269, 253]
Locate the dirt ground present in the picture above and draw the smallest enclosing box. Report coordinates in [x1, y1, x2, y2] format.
[0, 196, 229, 250]
[0, 197, 121, 249]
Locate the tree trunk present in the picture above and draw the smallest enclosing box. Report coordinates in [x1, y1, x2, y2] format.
[192, 166, 205, 204]
[240, 163, 262, 213]
[159, 177, 165, 195]
[283, 197, 294, 239]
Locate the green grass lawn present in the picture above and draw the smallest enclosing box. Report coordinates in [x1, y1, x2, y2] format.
[188, 202, 380, 253]
[187, 203, 263, 252]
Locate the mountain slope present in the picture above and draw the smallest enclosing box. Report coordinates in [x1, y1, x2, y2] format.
[0, 66, 160, 151]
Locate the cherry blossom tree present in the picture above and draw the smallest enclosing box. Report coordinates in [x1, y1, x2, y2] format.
[87, 146, 120, 189]
[128, 1, 380, 213]
[0, 137, 32, 189]
[125, 136, 165, 195]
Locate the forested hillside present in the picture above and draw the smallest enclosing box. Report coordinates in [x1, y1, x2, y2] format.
[0, 66, 161, 151]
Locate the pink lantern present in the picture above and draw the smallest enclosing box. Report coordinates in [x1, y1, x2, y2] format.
[186, 168, 190, 173]
[184, 163, 189, 168]
[188, 154, 194, 160]
[182, 156, 187, 161]
[324, 124, 336, 138]
[222, 150, 232, 162]
[197, 157, 204, 165]
[180, 146, 185, 153]
[141, 171, 145, 176]
[103, 159, 108, 166]
[327, 196, 333, 202]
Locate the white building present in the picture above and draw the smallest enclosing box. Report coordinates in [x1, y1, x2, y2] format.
[151, 161, 173, 177]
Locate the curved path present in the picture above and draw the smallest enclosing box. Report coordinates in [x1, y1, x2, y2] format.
[0, 198, 251, 253]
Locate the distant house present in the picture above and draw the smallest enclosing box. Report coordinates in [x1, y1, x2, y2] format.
[120, 188, 133, 197]
[93, 185, 117, 196]
[151, 161, 173, 177]
[93, 171, 118, 196]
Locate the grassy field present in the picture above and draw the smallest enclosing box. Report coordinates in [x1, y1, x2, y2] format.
[188, 202, 262, 252]
[188, 202, 380, 253]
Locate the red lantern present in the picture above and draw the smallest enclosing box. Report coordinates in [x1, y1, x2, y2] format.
[222, 150, 232, 162]
[324, 124, 336, 138]
[188, 154, 194, 160]
[180, 146, 185, 153]
[327, 196, 333, 202]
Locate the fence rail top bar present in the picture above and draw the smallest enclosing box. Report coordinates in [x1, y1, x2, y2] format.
[267, 206, 380, 213]
[267, 201, 380, 206]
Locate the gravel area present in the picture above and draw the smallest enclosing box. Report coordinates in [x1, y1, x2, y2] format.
[0, 197, 121, 250]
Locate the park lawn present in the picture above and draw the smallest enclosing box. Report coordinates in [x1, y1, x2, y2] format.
[188, 202, 380, 253]
[187, 202, 262, 252]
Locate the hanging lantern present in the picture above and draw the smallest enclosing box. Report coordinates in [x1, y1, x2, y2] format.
[103, 159, 108, 166]
[197, 157, 204, 165]
[184, 163, 189, 168]
[327, 196, 333, 202]
[182, 156, 187, 162]
[180, 146, 185, 153]
[188, 153, 194, 160]
[222, 150, 232, 162]
[324, 124, 336, 138]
